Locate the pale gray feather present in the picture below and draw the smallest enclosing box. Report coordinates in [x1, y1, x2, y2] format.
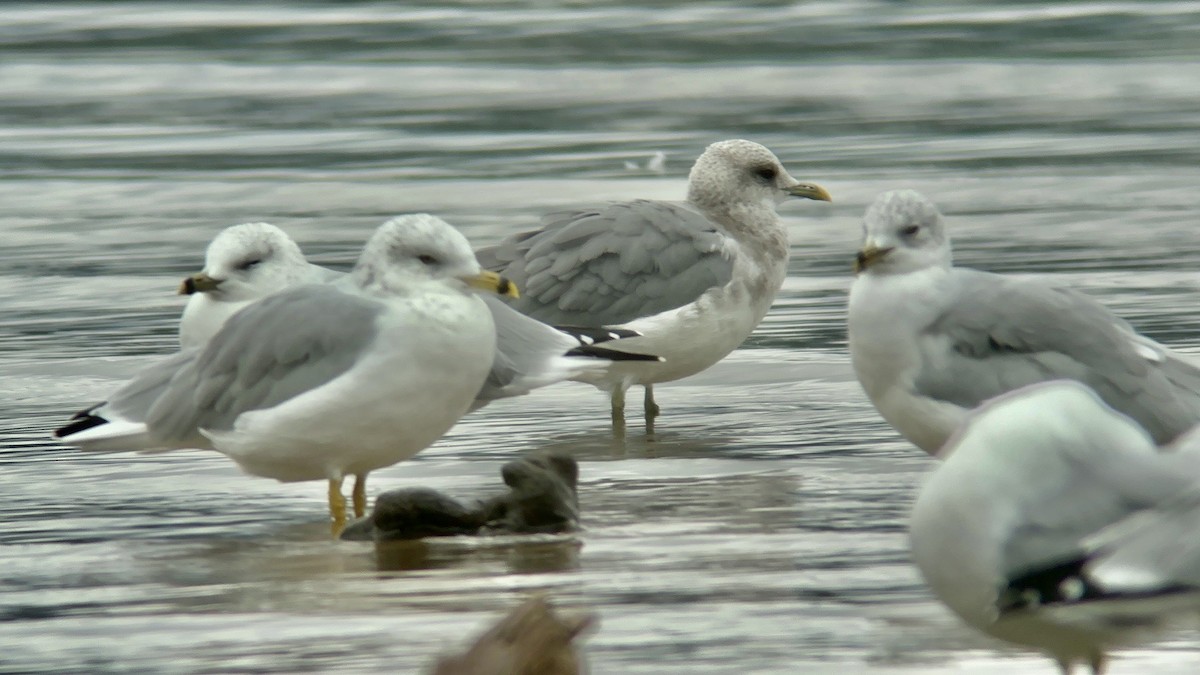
[473, 294, 580, 406]
[145, 284, 381, 445]
[916, 268, 1200, 445]
[100, 350, 197, 423]
[475, 200, 735, 326]
[1000, 436, 1196, 579]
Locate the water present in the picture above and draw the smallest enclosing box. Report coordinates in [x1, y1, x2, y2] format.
[3, 2, 1200, 672]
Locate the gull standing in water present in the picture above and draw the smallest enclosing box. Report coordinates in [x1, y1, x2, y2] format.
[911, 381, 1200, 674]
[476, 139, 832, 428]
[848, 189, 1200, 453]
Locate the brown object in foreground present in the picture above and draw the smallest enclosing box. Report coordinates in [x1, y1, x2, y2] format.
[431, 597, 596, 675]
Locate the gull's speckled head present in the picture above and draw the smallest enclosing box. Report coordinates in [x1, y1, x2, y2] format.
[855, 190, 951, 275]
[687, 139, 831, 214]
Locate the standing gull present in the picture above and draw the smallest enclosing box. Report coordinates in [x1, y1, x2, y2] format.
[848, 189, 1200, 454]
[178, 221, 339, 348]
[476, 139, 832, 427]
[911, 381, 1200, 674]
[55, 215, 514, 533]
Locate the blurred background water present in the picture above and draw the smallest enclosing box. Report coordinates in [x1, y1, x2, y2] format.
[3, 2, 1200, 673]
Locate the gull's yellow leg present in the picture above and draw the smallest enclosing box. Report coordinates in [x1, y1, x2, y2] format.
[352, 473, 368, 519]
[328, 476, 347, 537]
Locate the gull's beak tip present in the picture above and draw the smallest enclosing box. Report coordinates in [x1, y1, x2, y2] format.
[498, 276, 520, 299]
[853, 246, 893, 274]
[467, 270, 520, 298]
[179, 273, 221, 295]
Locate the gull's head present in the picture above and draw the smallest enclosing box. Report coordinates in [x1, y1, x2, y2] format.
[855, 190, 951, 276]
[687, 139, 831, 214]
[179, 222, 309, 300]
[355, 214, 518, 298]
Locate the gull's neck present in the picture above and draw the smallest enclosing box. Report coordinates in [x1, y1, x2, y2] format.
[703, 200, 789, 260]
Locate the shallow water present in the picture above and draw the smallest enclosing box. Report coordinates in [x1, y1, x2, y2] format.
[4, 2, 1200, 673]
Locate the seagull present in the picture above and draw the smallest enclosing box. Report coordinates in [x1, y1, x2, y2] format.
[476, 139, 832, 428]
[848, 189, 1200, 454]
[55, 215, 516, 534]
[911, 380, 1200, 674]
[178, 222, 338, 348]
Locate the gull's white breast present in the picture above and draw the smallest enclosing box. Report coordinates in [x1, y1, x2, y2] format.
[849, 266, 966, 452]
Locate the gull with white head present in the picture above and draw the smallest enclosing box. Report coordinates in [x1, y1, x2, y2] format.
[848, 189, 1200, 453]
[911, 380, 1200, 674]
[178, 222, 339, 348]
[476, 139, 832, 428]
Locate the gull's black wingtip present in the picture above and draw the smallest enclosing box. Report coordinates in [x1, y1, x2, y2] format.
[555, 325, 660, 362]
[53, 404, 108, 439]
[555, 325, 643, 346]
[565, 345, 662, 362]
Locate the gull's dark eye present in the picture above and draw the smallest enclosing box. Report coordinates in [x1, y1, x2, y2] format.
[900, 225, 920, 236]
[754, 166, 777, 182]
[237, 258, 262, 271]
[417, 254, 438, 265]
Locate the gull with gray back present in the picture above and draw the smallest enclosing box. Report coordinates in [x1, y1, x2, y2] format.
[848, 189, 1200, 453]
[476, 139, 832, 428]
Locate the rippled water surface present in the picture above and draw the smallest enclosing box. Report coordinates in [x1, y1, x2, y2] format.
[4, 2, 1200, 673]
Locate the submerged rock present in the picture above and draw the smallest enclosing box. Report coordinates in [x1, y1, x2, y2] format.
[341, 451, 580, 542]
[429, 596, 595, 675]
[339, 487, 484, 541]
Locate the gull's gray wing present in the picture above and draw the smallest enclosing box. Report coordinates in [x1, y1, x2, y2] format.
[146, 284, 382, 445]
[916, 268, 1200, 444]
[1002, 453, 1200, 610]
[475, 200, 735, 326]
[1001, 438, 1193, 581]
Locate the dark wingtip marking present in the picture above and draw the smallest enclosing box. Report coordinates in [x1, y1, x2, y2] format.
[998, 555, 1198, 615]
[53, 404, 109, 439]
[555, 325, 643, 345]
[565, 345, 662, 362]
